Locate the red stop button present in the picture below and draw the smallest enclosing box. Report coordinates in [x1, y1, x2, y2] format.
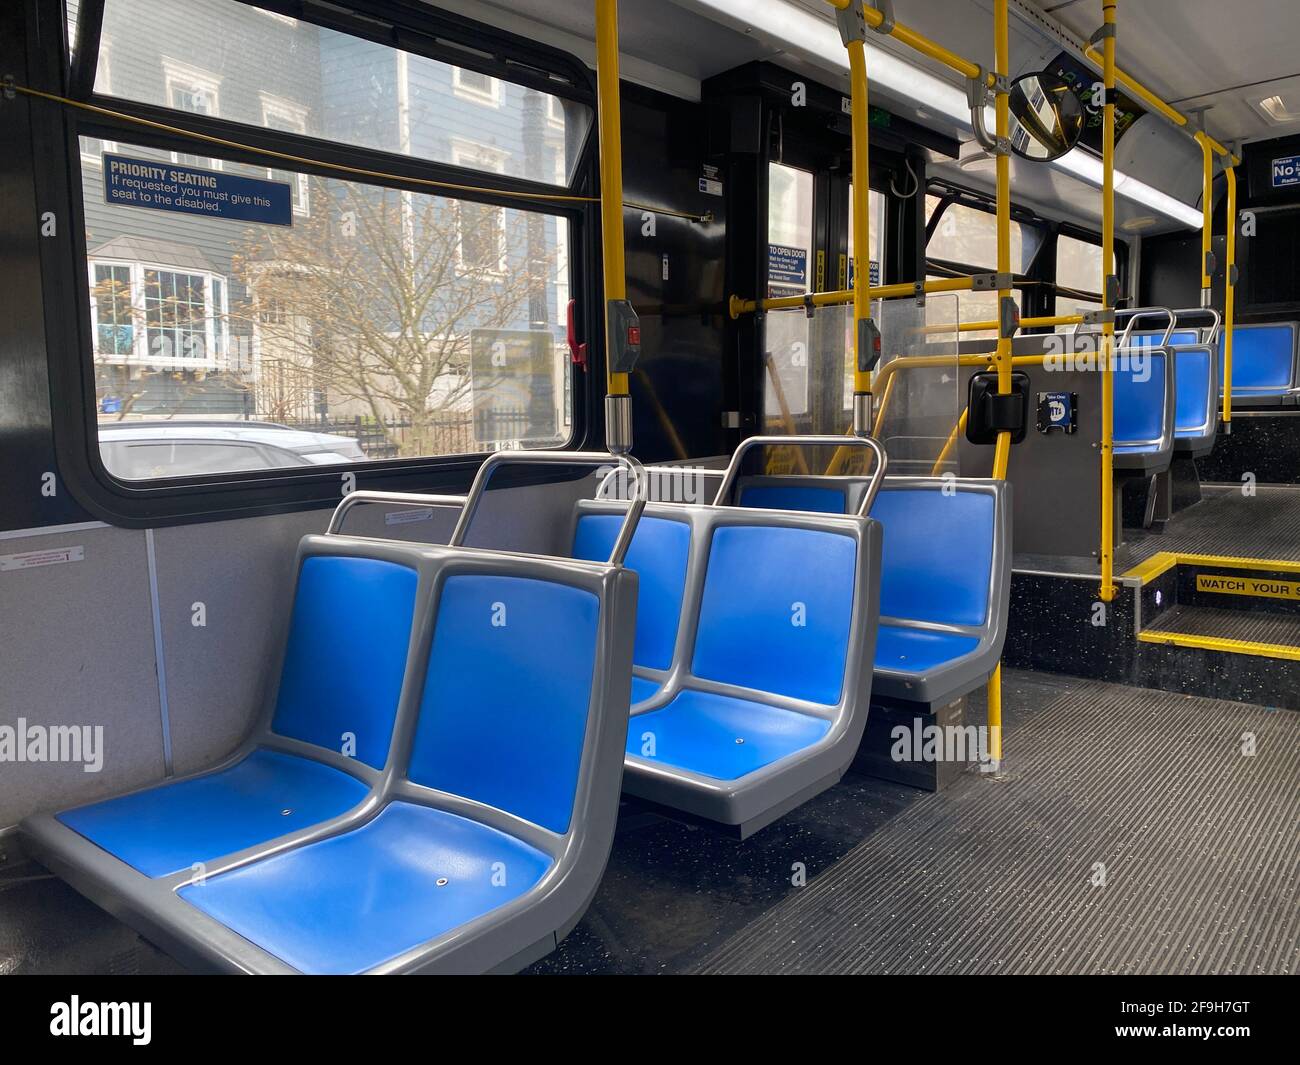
[627, 325, 641, 346]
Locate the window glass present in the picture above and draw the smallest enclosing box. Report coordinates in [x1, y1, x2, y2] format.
[83, 137, 573, 473]
[847, 184, 885, 289]
[1055, 234, 1115, 325]
[928, 276, 1021, 339]
[95, 0, 593, 185]
[927, 201, 1030, 272]
[765, 163, 815, 422]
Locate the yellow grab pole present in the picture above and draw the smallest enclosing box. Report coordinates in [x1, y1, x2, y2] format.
[595, 0, 637, 452]
[1195, 132, 1215, 299]
[846, 30, 875, 435]
[1099, 0, 1117, 603]
[981, 0, 1014, 770]
[1224, 163, 1237, 431]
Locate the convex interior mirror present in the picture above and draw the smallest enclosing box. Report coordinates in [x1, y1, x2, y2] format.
[1006, 72, 1085, 161]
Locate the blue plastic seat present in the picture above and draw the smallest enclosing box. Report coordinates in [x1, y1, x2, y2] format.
[48, 553, 417, 877]
[1219, 322, 1299, 406]
[573, 510, 692, 705]
[179, 801, 552, 975]
[867, 480, 1010, 708]
[628, 689, 830, 781]
[1113, 348, 1174, 473]
[610, 503, 882, 837]
[738, 482, 848, 513]
[56, 750, 369, 879]
[24, 505, 641, 974]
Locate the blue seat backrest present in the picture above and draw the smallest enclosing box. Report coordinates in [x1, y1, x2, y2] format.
[271, 556, 417, 769]
[1175, 347, 1213, 433]
[574, 513, 689, 671]
[1132, 330, 1199, 348]
[1114, 349, 1168, 443]
[691, 524, 856, 704]
[407, 574, 600, 835]
[1223, 324, 1297, 392]
[739, 484, 848, 514]
[870, 488, 994, 628]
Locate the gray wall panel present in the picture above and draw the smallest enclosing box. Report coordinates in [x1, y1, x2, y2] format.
[0, 526, 164, 829]
[152, 508, 330, 777]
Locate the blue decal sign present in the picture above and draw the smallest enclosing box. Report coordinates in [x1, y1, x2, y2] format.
[1036, 391, 1077, 435]
[103, 153, 293, 226]
[767, 243, 808, 288]
[1271, 154, 1300, 189]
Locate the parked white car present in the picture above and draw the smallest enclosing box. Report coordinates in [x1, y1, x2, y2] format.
[98, 420, 368, 479]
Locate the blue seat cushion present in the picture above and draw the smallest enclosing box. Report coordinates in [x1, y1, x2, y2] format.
[631, 675, 662, 705]
[627, 689, 830, 780]
[56, 749, 368, 878]
[1221, 324, 1296, 394]
[408, 574, 599, 835]
[871, 489, 995, 628]
[270, 555, 418, 769]
[692, 524, 856, 704]
[573, 514, 689, 671]
[1113, 351, 1168, 444]
[178, 802, 552, 974]
[739, 484, 847, 514]
[1174, 348, 1213, 436]
[874, 624, 980, 674]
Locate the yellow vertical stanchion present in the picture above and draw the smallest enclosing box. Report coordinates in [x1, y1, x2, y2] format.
[982, 0, 1013, 771]
[1195, 132, 1215, 304]
[594, 0, 638, 453]
[1224, 163, 1237, 433]
[1098, 0, 1117, 604]
[832, 0, 878, 439]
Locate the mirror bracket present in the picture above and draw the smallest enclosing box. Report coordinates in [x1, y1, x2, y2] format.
[967, 68, 1012, 156]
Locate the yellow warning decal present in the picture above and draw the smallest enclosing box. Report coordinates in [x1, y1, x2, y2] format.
[1196, 573, 1300, 601]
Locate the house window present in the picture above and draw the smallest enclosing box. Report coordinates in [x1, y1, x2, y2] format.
[162, 58, 221, 170]
[91, 263, 134, 355]
[452, 67, 502, 106]
[261, 95, 311, 215]
[452, 142, 508, 273]
[143, 268, 208, 361]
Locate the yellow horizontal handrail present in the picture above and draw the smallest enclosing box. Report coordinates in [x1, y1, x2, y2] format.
[729, 276, 976, 318]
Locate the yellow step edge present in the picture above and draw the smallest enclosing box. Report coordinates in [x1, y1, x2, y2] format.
[1137, 629, 1300, 662]
[1124, 551, 1300, 586]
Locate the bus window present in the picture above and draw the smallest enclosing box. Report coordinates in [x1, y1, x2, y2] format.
[927, 201, 1029, 337]
[1054, 233, 1114, 324]
[79, 0, 588, 482]
[765, 162, 816, 425]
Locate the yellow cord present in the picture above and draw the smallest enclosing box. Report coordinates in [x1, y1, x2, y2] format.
[10, 83, 711, 221]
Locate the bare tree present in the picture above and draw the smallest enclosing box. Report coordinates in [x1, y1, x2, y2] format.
[231, 179, 555, 456]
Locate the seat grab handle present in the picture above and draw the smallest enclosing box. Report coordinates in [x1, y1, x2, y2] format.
[714, 434, 888, 517]
[451, 450, 648, 566]
[326, 491, 467, 536]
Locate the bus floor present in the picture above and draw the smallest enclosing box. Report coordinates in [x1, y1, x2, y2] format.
[1, 669, 1295, 975]
[1015, 482, 1300, 577]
